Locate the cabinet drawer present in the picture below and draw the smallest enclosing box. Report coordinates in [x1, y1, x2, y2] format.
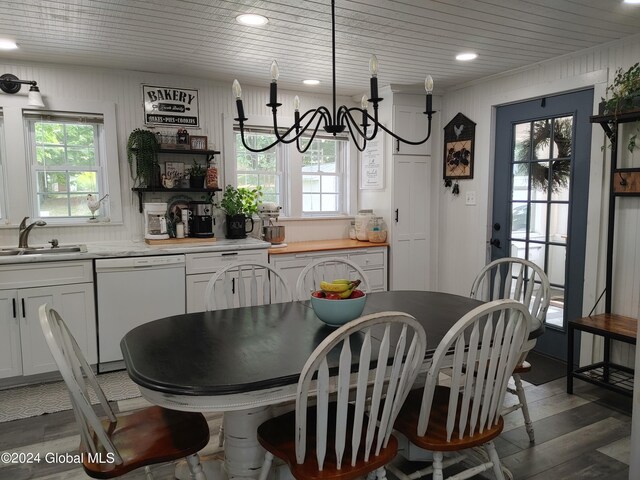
[348, 251, 385, 269]
[364, 268, 386, 290]
[185, 250, 267, 274]
[0, 261, 93, 289]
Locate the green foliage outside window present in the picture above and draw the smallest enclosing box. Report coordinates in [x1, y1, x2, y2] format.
[33, 121, 100, 217]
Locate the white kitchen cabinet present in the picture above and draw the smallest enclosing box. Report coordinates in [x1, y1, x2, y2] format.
[0, 261, 96, 380]
[270, 246, 388, 297]
[392, 105, 430, 155]
[186, 249, 268, 313]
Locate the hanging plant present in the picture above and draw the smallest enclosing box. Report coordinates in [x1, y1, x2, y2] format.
[601, 62, 640, 117]
[126, 129, 160, 187]
[515, 118, 572, 194]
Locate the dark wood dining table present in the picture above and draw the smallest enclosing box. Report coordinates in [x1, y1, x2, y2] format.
[120, 290, 542, 480]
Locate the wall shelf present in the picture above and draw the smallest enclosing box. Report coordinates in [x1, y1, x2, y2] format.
[131, 187, 221, 212]
[129, 146, 222, 212]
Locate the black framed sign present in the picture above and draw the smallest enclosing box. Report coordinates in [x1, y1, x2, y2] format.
[143, 85, 200, 127]
[443, 113, 476, 180]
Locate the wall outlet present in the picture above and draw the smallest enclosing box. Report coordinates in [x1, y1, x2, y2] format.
[465, 191, 476, 206]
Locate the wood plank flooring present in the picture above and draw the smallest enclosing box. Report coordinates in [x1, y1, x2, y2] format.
[0, 377, 631, 479]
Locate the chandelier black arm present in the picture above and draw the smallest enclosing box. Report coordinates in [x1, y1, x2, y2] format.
[338, 106, 380, 142]
[271, 110, 300, 145]
[237, 126, 283, 152]
[339, 108, 368, 152]
[375, 113, 434, 145]
[295, 106, 331, 139]
[296, 115, 328, 153]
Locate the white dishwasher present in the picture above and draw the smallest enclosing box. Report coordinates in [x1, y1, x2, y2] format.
[95, 255, 185, 371]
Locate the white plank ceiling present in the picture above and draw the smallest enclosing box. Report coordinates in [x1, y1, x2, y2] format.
[0, 0, 639, 96]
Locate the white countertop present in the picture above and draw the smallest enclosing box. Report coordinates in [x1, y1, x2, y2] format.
[0, 237, 271, 265]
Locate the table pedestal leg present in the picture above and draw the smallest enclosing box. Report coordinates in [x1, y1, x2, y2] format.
[174, 405, 272, 480]
[224, 406, 273, 479]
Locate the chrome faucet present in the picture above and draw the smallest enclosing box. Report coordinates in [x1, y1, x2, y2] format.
[18, 217, 47, 248]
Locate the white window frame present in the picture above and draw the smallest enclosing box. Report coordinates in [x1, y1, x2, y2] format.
[3, 99, 123, 227]
[225, 114, 356, 219]
[26, 113, 107, 222]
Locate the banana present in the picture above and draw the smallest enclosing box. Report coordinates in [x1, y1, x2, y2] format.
[320, 281, 351, 293]
[339, 288, 354, 299]
[332, 279, 351, 285]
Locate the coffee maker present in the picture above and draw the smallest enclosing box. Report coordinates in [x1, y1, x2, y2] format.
[188, 201, 214, 238]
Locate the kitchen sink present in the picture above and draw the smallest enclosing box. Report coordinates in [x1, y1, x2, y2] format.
[0, 244, 87, 255]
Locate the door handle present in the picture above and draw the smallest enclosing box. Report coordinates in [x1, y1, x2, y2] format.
[12, 298, 16, 318]
[21, 298, 25, 318]
[396, 139, 400, 153]
[232, 278, 235, 294]
[395, 209, 399, 223]
[489, 238, 501, 248]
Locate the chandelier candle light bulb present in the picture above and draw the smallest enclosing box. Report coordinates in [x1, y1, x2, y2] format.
[232, 0, 436, 153]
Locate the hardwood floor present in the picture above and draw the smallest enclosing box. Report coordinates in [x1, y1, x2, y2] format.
[0, 378, 631, 479]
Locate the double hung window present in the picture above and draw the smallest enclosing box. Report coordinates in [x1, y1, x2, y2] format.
[25, 113, 106, 220]
[233, 130, 349, 217]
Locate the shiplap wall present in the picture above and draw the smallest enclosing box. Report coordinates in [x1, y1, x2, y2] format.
[437, 34, 640, 323]
[0, 60, 355, 246]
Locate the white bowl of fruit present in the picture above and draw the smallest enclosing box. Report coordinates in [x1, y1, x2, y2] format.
[310, 279, 367, 327]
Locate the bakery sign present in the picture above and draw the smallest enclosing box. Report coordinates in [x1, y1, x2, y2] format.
[142, 85, 200, 127]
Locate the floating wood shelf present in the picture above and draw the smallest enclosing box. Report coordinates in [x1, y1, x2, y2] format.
[132, 187, 221, 212]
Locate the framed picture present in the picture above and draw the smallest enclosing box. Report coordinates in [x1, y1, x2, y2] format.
[142, 85, 200, 127]
[360, 134, 384, 189]
[190, 135, 208, 151]
[443, 113, 476, 180]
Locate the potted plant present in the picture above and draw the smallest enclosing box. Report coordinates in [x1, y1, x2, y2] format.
[187, 159, 206, 188]
[218, 185, 263, 239]
[600, 62, 640, 116]
[126, 129, 160, 187]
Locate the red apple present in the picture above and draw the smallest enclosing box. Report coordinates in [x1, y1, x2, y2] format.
[325, 292, 342, 300]
[311, 290, 325, 298]
[349, 289, 365, 299]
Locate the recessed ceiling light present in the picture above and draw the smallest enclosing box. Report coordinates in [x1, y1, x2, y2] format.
[456, 52, 478, 61]
[303, 79, 320, 86]
[236, 13, 269, 26]
[0, 39, 18, 50]
[623, 0, 640, 4]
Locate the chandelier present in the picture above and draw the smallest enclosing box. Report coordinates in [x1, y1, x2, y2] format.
[232, 0, 435, 153]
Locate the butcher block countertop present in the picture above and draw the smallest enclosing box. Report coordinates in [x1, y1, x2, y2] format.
[268, 239, 389, 255]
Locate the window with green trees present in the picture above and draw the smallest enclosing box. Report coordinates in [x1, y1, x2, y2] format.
[27, 115, 105, 219]
[234, 131, 348, 216]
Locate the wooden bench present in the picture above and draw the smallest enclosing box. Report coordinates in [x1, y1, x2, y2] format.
[567, 313, 637, 396]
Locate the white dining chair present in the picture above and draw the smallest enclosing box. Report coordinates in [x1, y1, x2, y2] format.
[205, 260, 293, 446]
[391, 299, 531, 480]
[470, 257, 551, 443]
[295, 256, 371, 301]
[256, 311, 427, 480]
[204, 260, 293, 310]
[38, 304, 209, 479]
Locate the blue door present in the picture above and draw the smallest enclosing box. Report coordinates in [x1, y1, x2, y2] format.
[492, 89, 593, 360]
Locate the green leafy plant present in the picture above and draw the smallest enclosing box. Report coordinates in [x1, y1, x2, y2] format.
[602, 62, 640, 116]
[126, 129, 159, 187]
[186, 159, 206, 177]
[219, 185, 263, 216]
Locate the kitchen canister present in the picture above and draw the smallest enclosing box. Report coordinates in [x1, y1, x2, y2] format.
[355, 209, 374, 241]
[367, 216, 388, 243]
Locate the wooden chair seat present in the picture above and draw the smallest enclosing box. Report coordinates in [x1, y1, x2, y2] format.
[258, 403, 398, 480]
[394, 386, 503, 452]
[83, 406, 210, 478]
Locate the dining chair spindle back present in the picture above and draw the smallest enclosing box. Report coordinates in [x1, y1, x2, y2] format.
[295, 257, 371, 301]
[470, 257, 551, 442]
[391, 299, 531, 480]
[38, 304, 210, 479]
[205, 260, 293, 310]
[257, 311, 427, 480]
